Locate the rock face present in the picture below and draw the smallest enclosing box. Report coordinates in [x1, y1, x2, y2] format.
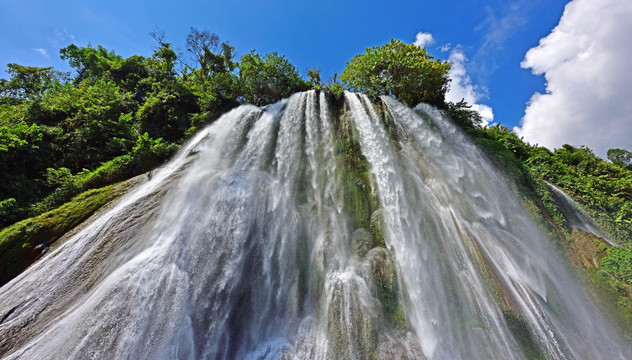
[370, 209, 386, 247]
[366, 247, 397, 295]
[325, 271, 379, 359]
[351, 228, 374, 258]
[375, 334, 427, 360]
[568, 227, 610, 268]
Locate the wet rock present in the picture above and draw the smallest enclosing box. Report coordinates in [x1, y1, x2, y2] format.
[568, 227, 610, 268]
[370, 209, 386, 247]
[366, 247, 397, 293]
[365, 247, 405, 329]
[352, 228, 374, 258]
[376, 333, 426, 360]
[326, 272, 378, 359]
[33, 241, 50, 256]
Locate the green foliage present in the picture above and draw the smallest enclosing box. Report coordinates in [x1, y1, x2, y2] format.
[326, 83, 345, 102]
[0, 199, 16, 219]
[340, 39, 451, 107]
[0, 29, 316, 230]
[111, 55, 150, 94]
[306, 68, 321, 87]
[0, 182, 129, 286]
[186, 27, 221, 71]
[526, 144, 632, 244]
[34, 79, 137, 169]
[135, 84, 197, 142]
[601, 247, 632, 286]
[185, 28, 237, 78]
[445, 99, 483, 129]
[608, 148, 632, 170]
[31, 134, 177, 216]
[1, 64, 65, 101]
[145, 43, 179, 84]
[239, 51, 309, 106]
[184, 28, 239, 126]
[60, 44, 123, 83]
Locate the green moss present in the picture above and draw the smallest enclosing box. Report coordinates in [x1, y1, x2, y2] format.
[503, 310, 546, 360]
[0, 182, 129, 286]
[332, 109, 379, 230]
[352, 228, 374, 257]
[584, 268, 632, 340]
[375, 278, 405, 329]
[28, 139, 177, 218]
[370, 209, 386, 247]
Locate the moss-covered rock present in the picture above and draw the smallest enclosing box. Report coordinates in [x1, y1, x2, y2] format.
[370, 209, 386, 247]
[0, 177, 136, 287]
[503, 310, 546, 360]
[568, 227, 610, 269]
[352, 228, 374, 258]
[332, 108, 379, 230]
[326, 273, 378, 359]
[366, 247, 403, 328]
[375, 334, 426, 360]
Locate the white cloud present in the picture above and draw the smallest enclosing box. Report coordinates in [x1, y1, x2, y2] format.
[472, 2, 529, 81]
[515, 0, 632, 158]
[34, 48, 49, 58]
[49, 28, 76, 48]
[445, 48, 494, 126]
[414, 32, 435, 48]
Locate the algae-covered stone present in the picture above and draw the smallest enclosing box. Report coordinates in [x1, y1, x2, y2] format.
[376, 333, 427, 360]
[366, 247, 404, 328]
[325, 272, 378, 359]
[370, 209, 386, 247]
[366, 247, 397, 295]
[352, 228, 374, 258]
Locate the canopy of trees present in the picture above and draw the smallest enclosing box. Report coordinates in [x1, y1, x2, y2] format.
[340, 39, 451, 107]
[608, 148, 632, 170]
[0, 28, 311, 228]
[239, 51, 308, 106]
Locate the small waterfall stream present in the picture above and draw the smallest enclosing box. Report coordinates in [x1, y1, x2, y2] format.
[0, 91, 629, 359]
[547, 182, 615, 245]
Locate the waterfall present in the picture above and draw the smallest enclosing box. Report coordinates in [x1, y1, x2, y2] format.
[0, 91, 629, 359]
[547, 182, 615, 245]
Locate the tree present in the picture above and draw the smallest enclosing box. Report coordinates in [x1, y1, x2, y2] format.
[607, 148, 632, 170]
[339, 39, 451, 107]
[186, 27, 221, 74]
[110, 55, 150, 94]
[184, 28, 239, 114]
[445, 99, 483, 129]
[136, 42, 198, 142]
[0, 64, 63, 100]
[238, 51, 308, 106]
[60, 44, 122, 82]
[307, 68, 321, 87]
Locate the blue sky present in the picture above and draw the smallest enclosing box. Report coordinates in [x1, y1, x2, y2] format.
[2, 0, 631, 156]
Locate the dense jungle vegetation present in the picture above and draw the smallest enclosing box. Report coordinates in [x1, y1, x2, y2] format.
[0, 32, 631, 316]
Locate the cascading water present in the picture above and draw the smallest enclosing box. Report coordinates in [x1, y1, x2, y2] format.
[0, 91, 629, 359]
[547, 182, 615, 245]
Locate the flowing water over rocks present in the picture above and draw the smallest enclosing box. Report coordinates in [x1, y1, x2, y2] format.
[547, 182, 615, 245]
[0, 91, 629, 359]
